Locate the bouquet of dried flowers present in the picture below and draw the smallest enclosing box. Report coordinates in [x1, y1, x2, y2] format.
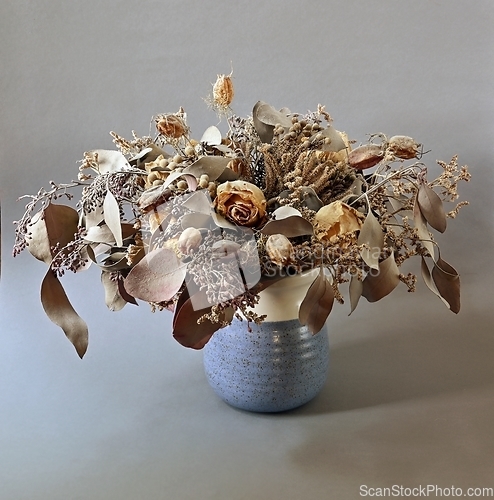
[13, 74, 470, 357]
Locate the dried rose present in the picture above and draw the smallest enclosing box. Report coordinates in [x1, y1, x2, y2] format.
[214, 180, 266, 227]
[314, 201, 364, 243]
[265, 234, 294, 266]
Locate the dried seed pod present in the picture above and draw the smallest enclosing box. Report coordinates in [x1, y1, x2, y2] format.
[347, 144, 384, 170]
[388, 136, 421, 159]
[212, 73, 234, 109]
[178, 227, 202, 255]
[156, 113, 187, 139]
[265, 234, 294, 266]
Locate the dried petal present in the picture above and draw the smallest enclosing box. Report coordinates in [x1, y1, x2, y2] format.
[314, 201, 364, 243]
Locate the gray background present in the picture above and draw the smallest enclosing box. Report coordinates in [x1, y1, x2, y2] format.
[1, 1, 493, 499]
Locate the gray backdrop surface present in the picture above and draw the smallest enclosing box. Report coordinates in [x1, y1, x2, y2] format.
[1, 1, 493, 499]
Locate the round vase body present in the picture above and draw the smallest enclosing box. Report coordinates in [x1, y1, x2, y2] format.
[203, 271, 329, 412]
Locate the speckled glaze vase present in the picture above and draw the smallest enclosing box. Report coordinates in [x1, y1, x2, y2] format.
[203, 270, 329, 412]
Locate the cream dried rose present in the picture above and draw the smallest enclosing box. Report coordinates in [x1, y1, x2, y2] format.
[214, 180, 266, 227]
[314, 200, 364, 244]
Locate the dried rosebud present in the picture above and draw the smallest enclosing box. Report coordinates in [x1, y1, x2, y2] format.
[156, 113, 187, 139]
[212, 73, 234, 109]
[265, 234, 294, 266]
[178, 227, 202, 255]
[347, 144, 384, 170]
[314, 201, 364, 244]
[214, 180, 266, 227]
[388, 135, 421, 159]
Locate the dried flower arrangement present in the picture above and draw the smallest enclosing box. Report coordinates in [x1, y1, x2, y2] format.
[13, 74, 470, 358]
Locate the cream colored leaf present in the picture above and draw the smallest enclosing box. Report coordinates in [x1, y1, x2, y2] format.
[91, 149, 129, 173]
[162, 170, 198, 191]
[318, 126, 347, 152]
[261, 215, 313, 238]
[103, 190, 123, 247]
[41, 269, 88, 358]
[200, 126, 222, 145]
[101, 271, 127, 312]
[183, 156, 236, 182]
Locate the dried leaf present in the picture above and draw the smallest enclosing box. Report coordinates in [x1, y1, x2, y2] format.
[117, 276, 138, 306]
[261, 215, 313, 238]
[103, 190, 123, 247]
[299, 267, 334, 334]
[101, 271, 127, 312]
[358, 209, 384, 270]
[123, 248, 187, 303]
[417, 182, 447, 233]
[432, 256, 461, 313]
[348, 275, 363, 315]
[91, 149, 129, 173]
[181, 190, 213, 214]
[86, 245, 130, 271]
[255, 101, 292, 127]
[27, 203, 79, 264]
[272, 206, 302, 219]
[40, 269, 88, 358]
[173, 292, 234, 349]
[183, 156, 237, 182]
[413, 195, 435, 258]
[200, 125, 222, 145]
[362, 252, 400, 302]
[347, 144, 383, 170]
[318, 126, 347, 152]
[420, 257, 450, 308]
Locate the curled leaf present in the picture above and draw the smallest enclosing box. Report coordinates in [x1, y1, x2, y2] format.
[41, 269, 88, 358]
[417, 182, 447, 233]
[421, 257, 450, 308]
[253, 101, 292, 143]
[162, 171, 198, 191]
[173, 291, 234, 349]
[91, 149, 129, 173]
[362, 252, 400, 302]
[317, 126, 347, 152]
[200, 126, 222, 145]
[432, 256, 460, 313]
[298, 267, 334, 334]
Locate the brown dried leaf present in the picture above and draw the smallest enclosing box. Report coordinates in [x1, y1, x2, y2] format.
[40, 269, 88, 358]
[123, 248, 187, 303]
[417, 182, 447, 233]
[261, 216, 313, 238]
[348, 275, 363, 315]
[173, 292, 234, 349]
[358, 209, 384, 270]
[432, 256, 461, 313]
[347, 144, 383, 170]
[362, 252, 400, 302]
[103, 190, 123, 247]
[299, 267, 334, 334]
[101, 271, 127, 312]
[420, 257, 450, 308]
[27, 204, 79, 264]
[413, 195, 435, 258]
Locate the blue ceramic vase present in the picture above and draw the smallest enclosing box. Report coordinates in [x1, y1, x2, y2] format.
[203, 271, 329, 412]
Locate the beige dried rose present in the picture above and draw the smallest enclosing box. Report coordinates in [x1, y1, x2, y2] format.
[314, 201, 364, 243]
[214, 180, 267, 227]
[265, 234, 294, 266]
